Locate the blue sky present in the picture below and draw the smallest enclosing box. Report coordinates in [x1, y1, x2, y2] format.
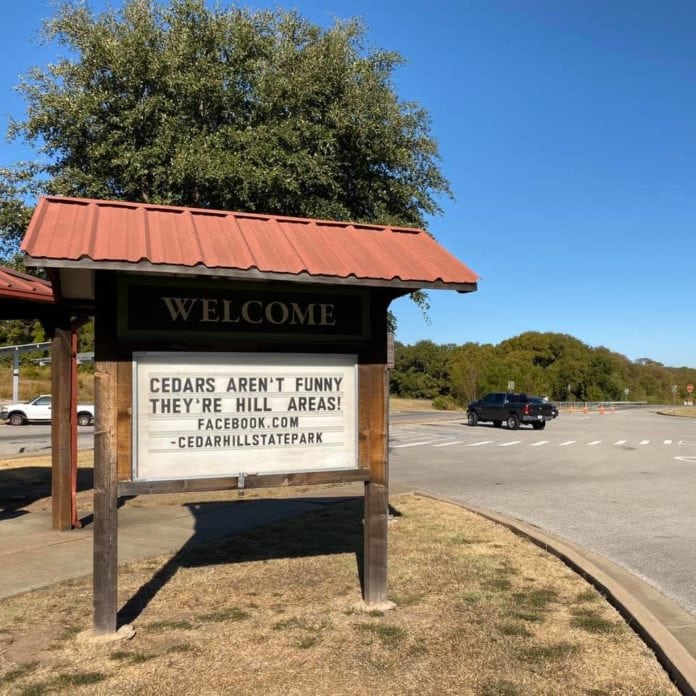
[2, 1, 696, 367]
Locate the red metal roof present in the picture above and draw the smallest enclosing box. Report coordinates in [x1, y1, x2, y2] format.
[22, 196, 478, 291]
[0, 267, 53, 304]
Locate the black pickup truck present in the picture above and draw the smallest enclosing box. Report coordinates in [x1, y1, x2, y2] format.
[466, 393, 558, 430]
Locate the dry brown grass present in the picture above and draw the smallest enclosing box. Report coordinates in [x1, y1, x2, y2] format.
[0, 364, 94, 402]
[0, 484, 679, 695]
[389, 398, 438, 412]
[659, 407, 696, 418]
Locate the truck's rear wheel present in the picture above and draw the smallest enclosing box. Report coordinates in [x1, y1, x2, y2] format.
[506, 413, 519, 430]
[77, 412, 93, 427]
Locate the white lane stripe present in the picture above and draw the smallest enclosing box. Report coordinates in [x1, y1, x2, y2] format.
[392, 441, 432, 449]
[499, 441, 522, 447]
[432, 441, 463, 448]
[530, 441, 549, 447]
[639, 440, 650, 445]
[588, 440, 602, 446]
[467, 441, 494, 447]
[559, 440, 576, 446]
[614, 440, 626, 445]
[663, 440, 672, 445]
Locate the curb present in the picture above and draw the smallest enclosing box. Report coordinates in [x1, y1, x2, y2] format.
[413, 490, 696, 696]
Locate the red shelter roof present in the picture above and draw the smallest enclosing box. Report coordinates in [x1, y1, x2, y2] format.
[22, 196, 478, 292]
[0, 267, 53, 304]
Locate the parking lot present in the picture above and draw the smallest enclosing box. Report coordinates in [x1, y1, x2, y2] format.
[390, 407, 696, 615]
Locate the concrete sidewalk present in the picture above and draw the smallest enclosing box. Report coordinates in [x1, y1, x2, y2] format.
[0, 484, 374, 599]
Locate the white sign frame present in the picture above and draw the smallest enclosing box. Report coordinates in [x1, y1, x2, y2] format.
[132, 351, 358, 481]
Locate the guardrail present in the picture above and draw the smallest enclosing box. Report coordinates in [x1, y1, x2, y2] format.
[555, 401, 648, 413]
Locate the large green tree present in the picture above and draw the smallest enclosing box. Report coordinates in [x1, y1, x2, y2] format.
[7, 0, 450, 236]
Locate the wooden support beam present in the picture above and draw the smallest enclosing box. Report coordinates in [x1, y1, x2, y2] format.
[93, 350, 119, 634]
[51, 322, 72, 531]
[359, 364, 389, 606]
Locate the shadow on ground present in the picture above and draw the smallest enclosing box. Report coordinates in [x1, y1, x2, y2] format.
[117, 497, 401, 626]
[0, 466, 93, 519]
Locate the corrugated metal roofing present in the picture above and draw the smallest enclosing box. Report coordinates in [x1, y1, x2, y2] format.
[22, 196, 478, 291]
[0, 267, 53, 304]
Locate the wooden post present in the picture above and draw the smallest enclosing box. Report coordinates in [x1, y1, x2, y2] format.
[360, 364, 389, 606]
[93, 344, 119, 634]
[51, 321, 72, 531]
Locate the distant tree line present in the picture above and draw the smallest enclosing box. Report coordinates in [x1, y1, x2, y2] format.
[390, 332, 696, 405]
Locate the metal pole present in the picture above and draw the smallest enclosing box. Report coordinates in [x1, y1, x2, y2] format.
[12, 349, 19, 401]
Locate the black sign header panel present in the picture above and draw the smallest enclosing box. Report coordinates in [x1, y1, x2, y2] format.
[117, 276, 370, 342]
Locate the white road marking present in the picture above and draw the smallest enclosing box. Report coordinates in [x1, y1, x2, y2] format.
[588, 440, 602, 446]
[559, 441, 576, 446]
[675, 456, 696, 463]
[663, 440, 672, 445]
[432, 441, 463, 448]
[499, 441, 522, 447]
[467, 441, 494, 447]
[639, 440, 650, 445]
[392, 441, 432, 449]
[613, 440, 626, 445]
[530, 441, 549, 447]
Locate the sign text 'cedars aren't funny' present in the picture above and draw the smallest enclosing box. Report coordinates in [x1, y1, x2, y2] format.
[132, 352, 358, 481]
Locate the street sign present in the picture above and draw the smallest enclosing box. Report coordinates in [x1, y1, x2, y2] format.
[507, 380, 515, 391]
[688, 384, 694, 394]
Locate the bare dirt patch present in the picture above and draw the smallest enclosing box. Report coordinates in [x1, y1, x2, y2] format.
[0, 492, 678, 695]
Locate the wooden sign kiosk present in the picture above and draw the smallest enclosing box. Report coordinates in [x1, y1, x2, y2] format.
[22, 196, 478, 637]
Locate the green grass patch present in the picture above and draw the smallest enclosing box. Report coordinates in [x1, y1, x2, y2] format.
[109, 649, 158, 665]
[296, 635, 320, 649]
[144, 618, 193, 633]
[482, 577, 512, 592]
[54, 671, 108, 687]
[513, 587, 558, 610]
[272, 616, 306, 631]
[574, 589, 601, 603]
[511, 610, 545, 624]
[388, 591, 425, 607]
[479, 679, 522, 696]
[356, 623, 407, 647]
[461, 590, 484, 605]
[196, 606, 250, 623]
[1, 661, 38, 685]
[496, 622, 532, 638]
[570, 609, 621, 635]
[165, 643, 197, 655]
[518, 641, 579, 663]
[449, 533, 477, 545]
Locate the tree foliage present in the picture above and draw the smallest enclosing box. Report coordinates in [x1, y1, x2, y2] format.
[0, 163, 43, 266]
[9, 0, 450, 229]
[391, 332, 696, 405]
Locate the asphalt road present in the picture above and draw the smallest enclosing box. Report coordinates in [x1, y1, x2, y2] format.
[389, 407, 696, 616]
[0, 423, 95, 456]
[4, 407, 696, 620]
